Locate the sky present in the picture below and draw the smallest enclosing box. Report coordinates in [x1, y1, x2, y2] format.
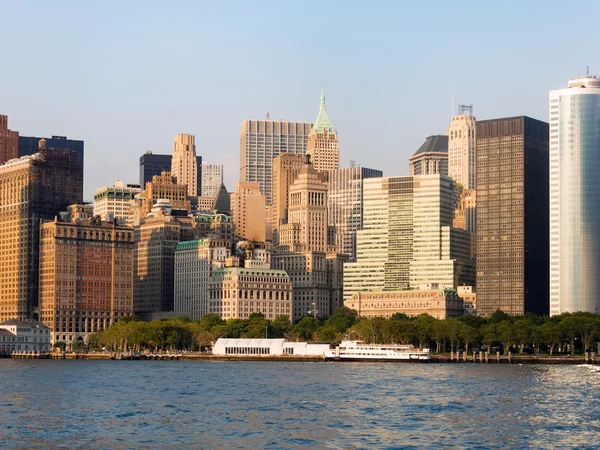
[1, 1, 599, 200]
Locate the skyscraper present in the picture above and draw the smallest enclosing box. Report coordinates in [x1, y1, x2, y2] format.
[408, 135, 449, 176]
[306, 91, 340, 172]
[93, 181, 142, 224]
[171, 134, 201, 197]
[550, 76, 600, 315]
[230, 181, 266, 242]
[0, 140, 83, 322]
[447, 105, 477, 189]
[343, 175, 473, 302]
[476, 116, 549, 316]
[327, 166, 383, 261]
[139, 151, 172, 187]
[39, 216, 134, 345]
[201, 162, 223, 198]
[0, 115, 19, 164]
[272, 153, 306, 243]
[240, 119, 312, 205]
[279, 163, 329, 252]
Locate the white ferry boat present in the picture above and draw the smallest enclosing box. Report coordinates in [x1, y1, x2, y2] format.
[325, 340, 430, 362]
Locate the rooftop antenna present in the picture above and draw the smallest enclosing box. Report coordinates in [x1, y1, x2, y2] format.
[265, 112, 270, 120]
[458, 104, 474, 116]
[587, 66, 590, 76]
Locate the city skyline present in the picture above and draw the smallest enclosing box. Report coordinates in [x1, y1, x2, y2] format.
[2, 2, 597, 199]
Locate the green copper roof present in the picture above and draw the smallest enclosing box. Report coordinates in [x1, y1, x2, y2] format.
[311, 89, 336, 135]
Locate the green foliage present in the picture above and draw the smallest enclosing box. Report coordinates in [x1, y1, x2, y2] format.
[88, 310, 600, 355]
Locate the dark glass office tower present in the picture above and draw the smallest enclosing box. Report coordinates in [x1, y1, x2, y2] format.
[139, 152, 172, 187]
[476, 116, 549, 316]
[19, 135, 84, 166]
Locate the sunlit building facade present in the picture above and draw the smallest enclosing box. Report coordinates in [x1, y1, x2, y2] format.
[550, 76, 600, 315]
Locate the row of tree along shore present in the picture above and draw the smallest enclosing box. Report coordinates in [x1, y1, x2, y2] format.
[78, 308, 600, 356]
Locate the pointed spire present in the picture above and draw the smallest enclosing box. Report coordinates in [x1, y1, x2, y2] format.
[312, 89, 336, 135]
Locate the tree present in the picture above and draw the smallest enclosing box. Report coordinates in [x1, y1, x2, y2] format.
[497, 321, 515, 355]
[540, 322, 561, 355]
[294, 316, 319, 341]
[579, 316, 600, 352]
[325, 307, 358, 333]
[489, 310, 512, 324]
[412, 314, 435, 349]
[431, 321, 448, 353]
[199, 313, 226, 331]
[513, 319, 534, 354]
[313, 325, 342, 343]
[53, 341, 66, 351]
[559, 314, 580, 355]
[458, 323, 478, 354]
[271, 315, 293, 338]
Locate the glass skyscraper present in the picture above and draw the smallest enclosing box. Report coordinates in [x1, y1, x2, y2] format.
[550, 76, 600, 315]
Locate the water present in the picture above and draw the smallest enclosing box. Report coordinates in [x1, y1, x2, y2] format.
[1, 360, 599, 449]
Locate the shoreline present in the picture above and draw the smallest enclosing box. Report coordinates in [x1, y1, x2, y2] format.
[4, 352, 599, 364]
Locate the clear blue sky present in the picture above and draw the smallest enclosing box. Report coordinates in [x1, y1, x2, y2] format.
[1, 1, 598, 199]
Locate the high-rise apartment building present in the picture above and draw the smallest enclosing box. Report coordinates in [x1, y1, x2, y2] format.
[447, 106, 477, 189]
[230, 181, 266, 242]
[550, 76, 600, 315]
[0, 141, 83, 322]
[139, 151, 172, 187]
[343, 175, 474, 302]
[0, 115, 19, 164]
[171, 134, 201, 197]
[93, 180, 142, 224]
[408, 135, 449, 176]
[39, 216, 134, 345]
[272, 153, 305, 243]
[134, 203, 197, 314]
[240, 119, 312, 205]
[174, 239, 230, 319]
[327, 166, 383, 261]
[201, 162, 223, 198]
[476, 116, 549, 316]
[306, 91, 339, 172]
[279, 163, 329, 252]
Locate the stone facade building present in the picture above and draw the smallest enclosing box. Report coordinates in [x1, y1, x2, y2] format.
[306, 91, 339, 172]
[231, 181, 266, 242]
[272, 153, 305, 244]
[171, 134, 201, 197]
[447, 107, 477, 189]
[346, 285, 464, 320]
[38, 216, 134, 345]
[94, 180, 142, 225]
[174, 239, 230, 319]
[134, 204, 197, 314]
[0, 114, 19, 164]
[0, 141, 83, 323]
[209, 266, 293, 321]
[0, 319, 51, 353]
[408, 135, 449, 177]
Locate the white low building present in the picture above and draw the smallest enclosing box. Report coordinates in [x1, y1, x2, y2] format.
[0, 319, 52, 353]
[213, 338, 330, 357]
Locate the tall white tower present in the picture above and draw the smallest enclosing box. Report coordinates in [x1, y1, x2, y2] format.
[550, 75, 600, 315]
[171, 134, 197, 197]
[447, 105, 476, 189]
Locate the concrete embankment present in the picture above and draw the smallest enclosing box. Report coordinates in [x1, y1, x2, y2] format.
[6, 351, 599, 364]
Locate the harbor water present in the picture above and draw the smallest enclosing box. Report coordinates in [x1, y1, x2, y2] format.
[1, 360, 599, 449]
